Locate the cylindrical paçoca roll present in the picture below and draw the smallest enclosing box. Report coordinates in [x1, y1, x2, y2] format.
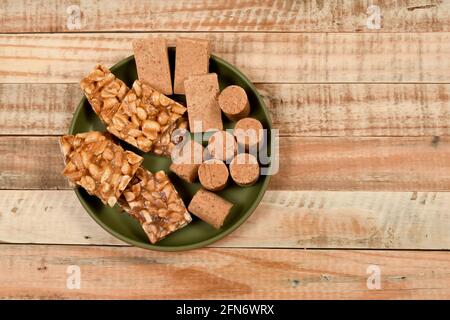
[218, 85, 250, 121]
[198, 159, 229, 191]
[229, 153, 260, 187]
[233, 117, 263, 152]
[207, 130, 237, 162]
[188, 188, 233, 229]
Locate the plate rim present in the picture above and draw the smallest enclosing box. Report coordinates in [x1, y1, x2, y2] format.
[70, 52, 273, 251]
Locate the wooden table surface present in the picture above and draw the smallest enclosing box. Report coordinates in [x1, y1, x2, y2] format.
[1, 0, 450, 299]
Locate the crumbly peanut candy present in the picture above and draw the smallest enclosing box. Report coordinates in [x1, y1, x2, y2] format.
[133, 38, 173, 95]
[118, 167, 192, 244]
[184, 73, 223, 132]
[169, 139, 204, 183]
[80, 64, 129, 125]
[188, 188, 233, 229]
[59, 131, 143, 207]
[107, 80, 187, 153]
[174, 38, 210, 94]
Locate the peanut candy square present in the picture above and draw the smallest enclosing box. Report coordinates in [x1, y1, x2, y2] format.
[59, 131, 143, 207]
[80, 64, 129, 125]
[119, 167, 192, 244]
[107, 80, 187, 153]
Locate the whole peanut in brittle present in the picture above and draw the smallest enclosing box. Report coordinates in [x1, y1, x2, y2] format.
[119, 167, 192, 244]
[107, 80, 187, 153]
[152, 117, 189, 157]
[80, 64, 129, 125]
[59, 131, 143, 207]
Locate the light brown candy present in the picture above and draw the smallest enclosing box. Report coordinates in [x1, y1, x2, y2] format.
[107, 80, 187, 153]
[233, 118, 264, 151]
[229, 153, 260, 187]
[218, 85, 250, 121]
[80, 64, 129, 125]
[133, 38, 173, 95]
[188, 189, 233, 229]
[59, 131, 143, 207]
[169, 139, 204, 183]
[207, 130, 237, 162]
[174, 38, 210, 94]
[118, 167, 192, 244]
[198, 159, 229, 191]
[184, 73, 223, 133]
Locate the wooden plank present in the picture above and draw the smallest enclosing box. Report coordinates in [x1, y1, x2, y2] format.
[0, 190, 123, 246]
[1, 0, 448, 33]
[1, 244, 450, 299]
[0, 136, 67, 189]
[2, 83, 450, 136]
[1, 32, 449, 83]
[256, 83, 450, 136]
[275, 136, 450, 190]
[1, 136, 449, 191]
[2, 190, 450, 250]
[0, 83, 79, 135]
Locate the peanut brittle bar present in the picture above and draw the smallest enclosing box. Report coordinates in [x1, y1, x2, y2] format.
[107, 80, 187, 153]
[59, 131, 143, 207]
[152, 117, 189, 157]
[80, 64, 129, 125]
[119, 167, 192, 244]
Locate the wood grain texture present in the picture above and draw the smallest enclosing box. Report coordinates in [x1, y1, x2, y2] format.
[2, 136, 449, 191]
[0, 136, 67, 189]
[1, 244, 450, 299]
[263, 83, 450, 136]
[2, 190, 450, 250]
[2, 83, 450, 136]
[1, 32, 449, 83]
[0, 84, 79, 135]
[1, 0, 450, 302]
[1, 0, 448, 33]
[276, 136, 450, 190]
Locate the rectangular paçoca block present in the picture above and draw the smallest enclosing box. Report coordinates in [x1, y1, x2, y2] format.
[169, 139, 204, 183]
[184, 73, 223, 133]
[133, 38, 173, 95]
[188, 188, 233, 229]
[107, 80, 187, 153]
[80, 64, 129, 125]
[174, 38, 210, 94]
[118, 167, 192, 244]
[59, 131, 144, 207]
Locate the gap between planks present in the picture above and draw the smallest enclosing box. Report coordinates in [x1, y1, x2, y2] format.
[1, 244, 450, 299]
[1, 190, 450, 250]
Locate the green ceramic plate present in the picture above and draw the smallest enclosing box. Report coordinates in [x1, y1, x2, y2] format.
[70, 48, 272, 251]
